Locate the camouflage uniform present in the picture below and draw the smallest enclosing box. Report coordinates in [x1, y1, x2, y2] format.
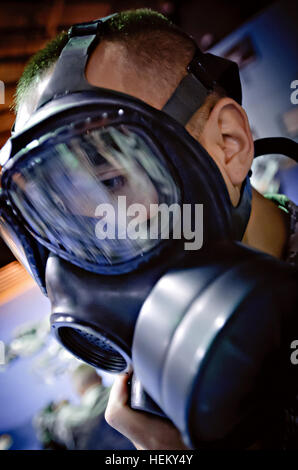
[266, 194, 298, 449]
[265, 194, 298, 266]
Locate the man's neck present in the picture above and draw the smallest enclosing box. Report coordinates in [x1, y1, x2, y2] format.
[242, 188, 290, 260]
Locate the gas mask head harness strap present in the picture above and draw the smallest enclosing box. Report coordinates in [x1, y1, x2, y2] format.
[37, 14, 243, 118]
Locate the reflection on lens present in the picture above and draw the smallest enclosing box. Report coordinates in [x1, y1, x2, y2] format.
[8, 124, 180, 267]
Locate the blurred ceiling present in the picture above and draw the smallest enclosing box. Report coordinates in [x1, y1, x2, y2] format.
[0, 0, 275, 267]
[0, 261, 35, 305]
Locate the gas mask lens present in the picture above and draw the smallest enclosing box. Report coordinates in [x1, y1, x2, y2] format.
[6, 124, 180, 268]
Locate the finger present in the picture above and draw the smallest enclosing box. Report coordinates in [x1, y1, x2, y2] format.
[105, 376, 189, 449]
[108, 372, 131, 407]
[105, 373, 135, 432]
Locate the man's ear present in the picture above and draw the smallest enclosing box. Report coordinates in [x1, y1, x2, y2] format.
[199, 97, 254, 189]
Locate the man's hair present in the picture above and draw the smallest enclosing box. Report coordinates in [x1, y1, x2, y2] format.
[15, 8, 224, 135]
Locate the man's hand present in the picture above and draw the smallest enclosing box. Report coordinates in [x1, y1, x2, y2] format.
[105, 373, 190, 450]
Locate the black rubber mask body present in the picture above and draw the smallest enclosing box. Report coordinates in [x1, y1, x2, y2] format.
[47, 240, 212, 373]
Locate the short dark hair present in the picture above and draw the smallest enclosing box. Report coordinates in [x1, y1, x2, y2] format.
[15, 8, 196, 112]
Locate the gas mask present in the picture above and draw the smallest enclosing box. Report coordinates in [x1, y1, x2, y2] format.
[1, 14, 298, 449]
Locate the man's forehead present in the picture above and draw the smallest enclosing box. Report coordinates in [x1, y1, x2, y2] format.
[15, 40, 169, 134]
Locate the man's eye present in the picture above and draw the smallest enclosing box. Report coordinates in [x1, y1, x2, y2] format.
[101, 174, 126, 191]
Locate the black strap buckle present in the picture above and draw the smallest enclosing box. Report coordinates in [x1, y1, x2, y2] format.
[68, 13, 117, 38]
[187, 48, 217, 91]
[68, 20, 102, 38]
